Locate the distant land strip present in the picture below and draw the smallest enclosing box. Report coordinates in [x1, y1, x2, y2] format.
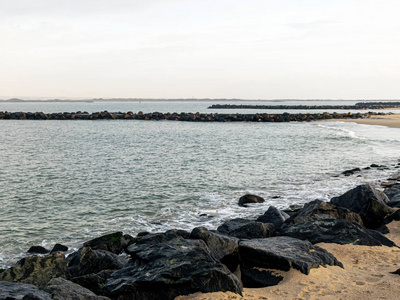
[0, 111, 389, 122]
[208, 102, 400, 110]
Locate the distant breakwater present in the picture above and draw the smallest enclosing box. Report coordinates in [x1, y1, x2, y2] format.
[0, 111, 387, 122]
[208, 102, 400, 110]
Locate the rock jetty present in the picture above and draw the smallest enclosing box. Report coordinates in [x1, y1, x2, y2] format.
[1, 172, 400, 299]
[0, 111, 386, 122]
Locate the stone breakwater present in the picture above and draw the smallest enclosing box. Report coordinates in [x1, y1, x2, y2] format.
[208, 103, 400, 110]
[1, 166, 400, 300]
[0, 111, 387, 122]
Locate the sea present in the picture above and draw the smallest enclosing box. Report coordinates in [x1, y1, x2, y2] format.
[1, 100, 400, 268]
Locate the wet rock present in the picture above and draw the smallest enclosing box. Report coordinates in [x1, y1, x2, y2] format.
[256, 206, 290, 229]
[330, 184, 394, 229]
[0, 252, 68, 289]
[190, 227, 239, 272]
[342, 168, 361, 176]
[50, 244, 68, 254]
[71, 270, 114, 296]
[0, 281, 52, 300]
[384, 210, 400, 224]
[238, 194, 265, 206]
[240, 266, 284, 288]
[276, 219, 395, 247]
[44, 277, 110, 300]
[68, 247, 127, 278]
[217, 218, 274, 239]
[285, 200, 364, 227]
[83, 232, 132, 255]
[27, 246, 49, 254]
[239, 236, 343, 276]
[103, 235, 242, 300]
[384, 184, 400, 208]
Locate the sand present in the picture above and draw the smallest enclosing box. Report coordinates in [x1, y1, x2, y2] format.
[331, 114, 400, 128]
[176, 220, 400, 300]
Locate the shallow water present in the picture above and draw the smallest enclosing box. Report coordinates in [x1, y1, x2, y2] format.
[0, 101, 399, 268]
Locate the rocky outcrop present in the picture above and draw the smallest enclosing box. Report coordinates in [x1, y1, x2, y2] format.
[103, 233, 242, 300]
[256, 206, 290, 229]
[0, 281, 52, 300]
[44, 277, 110, 300]
[0, 252, 68, 289]
[217, 218, 274, 239]
[238, 194, 265, 206]
[276, 219, 395, 247]
[330, 184, 394, 229]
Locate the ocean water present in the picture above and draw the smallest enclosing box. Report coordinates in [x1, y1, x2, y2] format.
[0, 101, 400, 268]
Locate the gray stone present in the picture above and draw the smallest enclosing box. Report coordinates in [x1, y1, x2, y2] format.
[256, 206, 290, 229]
[238, 194, 265, 206]
[217, 218, 274, 239]
[0, 281, 52, 300]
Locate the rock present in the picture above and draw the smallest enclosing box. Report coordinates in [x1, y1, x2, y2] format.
[104, 235, 242, 300]
[330, 184, 394, 229]
[256, 206, 290, 229]
[285, 200, 364, 227]
[240, 265, 284, 288]
[71, 270, 114, 296]
[50, 244, 68, 254]
[27, 246, 49, 254]
[342, 168, 361, 176]
[217, 218, 274, 239]
[391, 268, 400, 275]
[0, 252, 68, 289]
[239, 236, 343, 276]
[238, 194, 265, 206]
[83, 232, 131, 254]
[0, 281, 52, 300]
[190, 227, 239, 272]
[68, 247, 128, 278]
[44, 277, 110, 300]
[384, 210, 400, 224]
[277, 219, 395, 247]
[384, 184, 400, 207]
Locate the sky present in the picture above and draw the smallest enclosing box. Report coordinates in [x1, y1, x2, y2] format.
[1, 0, 400, 99]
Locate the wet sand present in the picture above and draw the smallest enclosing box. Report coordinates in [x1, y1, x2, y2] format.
[176, 220, 400, 300]
[332, 114, 400, 128]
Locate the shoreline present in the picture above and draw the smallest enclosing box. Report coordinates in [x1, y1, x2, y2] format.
[330, 113, 400, 128]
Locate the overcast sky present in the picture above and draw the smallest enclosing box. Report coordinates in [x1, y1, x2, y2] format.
[1, 0, 399, 99]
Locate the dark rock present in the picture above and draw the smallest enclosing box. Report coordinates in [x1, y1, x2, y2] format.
[391, 268, 400, 275]
[71, 270, 114, 296]
[285, 200, 364, 227]
[330, 184, 394, 229]
[104, 235, 242, 300]
[50, 244, 68, 254]
[44, 277, 110, 300]
[240, 265, 284, 288]
[238, 194, 265, 206]
[0, 281, 52, 300]
[68, 247, 127, 278]
[384, 210, 400, 224]
[375, 224, 390, 234]
[83, 232, 131, 254]
[277, 219, 395, 247]
[190, 227, 239, 272]
[256, 206, 290, 229]
[384, 184, 400, 207]
[27, 246, 49, 254]
[136, 232, 149, 237]
[239, 236, 343, 275]
[342, 168, 361, 176]
[217, 218, 274, 239]
[0, 252, 67, 289]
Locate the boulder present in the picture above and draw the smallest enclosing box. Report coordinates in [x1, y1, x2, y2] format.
[384, 184, 400, 208]
[240, 265, 284, 288]
[44, 277, 110, 300]
[83, 232, 133, 254]
[277, 219, 395, 247]
[189, 227, 239, 272]
[391, 268, 400, 275]
[0, 281, 52, 300]
[342, 168, 361, 176]
[71, 270, 115, 296]
[68, 247, 128, 278]
[27, 246, 50, 254]
[384, 210, 400, 224]
[238, 194, 265, 206]
[103, 235, 242, 300]
[50, 244, 68, 254]
[285, 200, 364, 227]
[217, 218, 274, 239]
[330, 184, 394, 229]
[256, 206, 290, 229]
[0, 252, 68, 289]
[239, 236, 343, 276]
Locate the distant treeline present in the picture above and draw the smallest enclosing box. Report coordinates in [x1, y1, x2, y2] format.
[209, 102, 400, 110]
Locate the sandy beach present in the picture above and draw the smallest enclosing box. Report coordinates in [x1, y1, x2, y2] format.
[332, 114, 400, 128]
[177, 220, 400, 300]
